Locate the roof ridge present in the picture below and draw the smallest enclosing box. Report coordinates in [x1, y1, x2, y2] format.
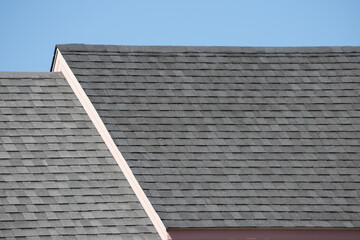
[56, 44, 360, 54]
[0, 71, 62, 78]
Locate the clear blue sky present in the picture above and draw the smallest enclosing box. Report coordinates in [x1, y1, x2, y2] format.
[1, 0, 360, 72]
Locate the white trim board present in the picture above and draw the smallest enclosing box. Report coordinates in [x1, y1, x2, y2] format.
[52, 49, 169, 240]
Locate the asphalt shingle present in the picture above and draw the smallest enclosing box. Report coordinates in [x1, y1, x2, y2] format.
[57, 44, 360, 228]
[0, 72, 160, 239]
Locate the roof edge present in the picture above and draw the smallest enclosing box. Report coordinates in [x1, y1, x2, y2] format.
[50, 45, 59, 72]
[168, 228, 360, 240]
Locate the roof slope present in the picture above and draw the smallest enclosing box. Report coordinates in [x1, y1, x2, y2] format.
[0, 72, 160, 239]
[57, 44, 360, 228]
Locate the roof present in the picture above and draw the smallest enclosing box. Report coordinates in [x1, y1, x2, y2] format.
[0, 72, 160, 239]
[57, 44, 360, 229]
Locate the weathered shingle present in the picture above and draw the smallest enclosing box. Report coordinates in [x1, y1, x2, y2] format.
[0, 72, 160, 239]
[58, 44, 360, 228]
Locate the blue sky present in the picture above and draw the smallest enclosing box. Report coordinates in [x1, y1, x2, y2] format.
[1, 0, 360, 72]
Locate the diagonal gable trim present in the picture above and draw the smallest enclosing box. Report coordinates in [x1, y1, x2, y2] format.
[51, 48, 168, 240]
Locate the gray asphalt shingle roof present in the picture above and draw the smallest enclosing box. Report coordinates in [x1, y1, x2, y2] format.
[57, 44, 360, 228]
[0, 72, 160, 239]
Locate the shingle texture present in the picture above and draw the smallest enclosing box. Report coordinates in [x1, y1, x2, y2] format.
[0, 72, 160, 239]
[58, 44, 360, 228]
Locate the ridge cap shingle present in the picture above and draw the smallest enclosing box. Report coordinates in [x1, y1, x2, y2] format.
[57, 43, 360, 54]
[0, 71, 62, 78]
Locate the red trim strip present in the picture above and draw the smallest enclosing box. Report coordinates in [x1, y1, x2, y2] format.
[168, 228, 360, 240]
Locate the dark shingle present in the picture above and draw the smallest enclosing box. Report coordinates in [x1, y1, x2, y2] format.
[58, 44, 360, 228]
[0, 72, 160, 239]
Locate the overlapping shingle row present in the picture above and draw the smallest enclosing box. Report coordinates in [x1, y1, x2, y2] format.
[0, 72, 160, 239]
[58, 44, 360, 228]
